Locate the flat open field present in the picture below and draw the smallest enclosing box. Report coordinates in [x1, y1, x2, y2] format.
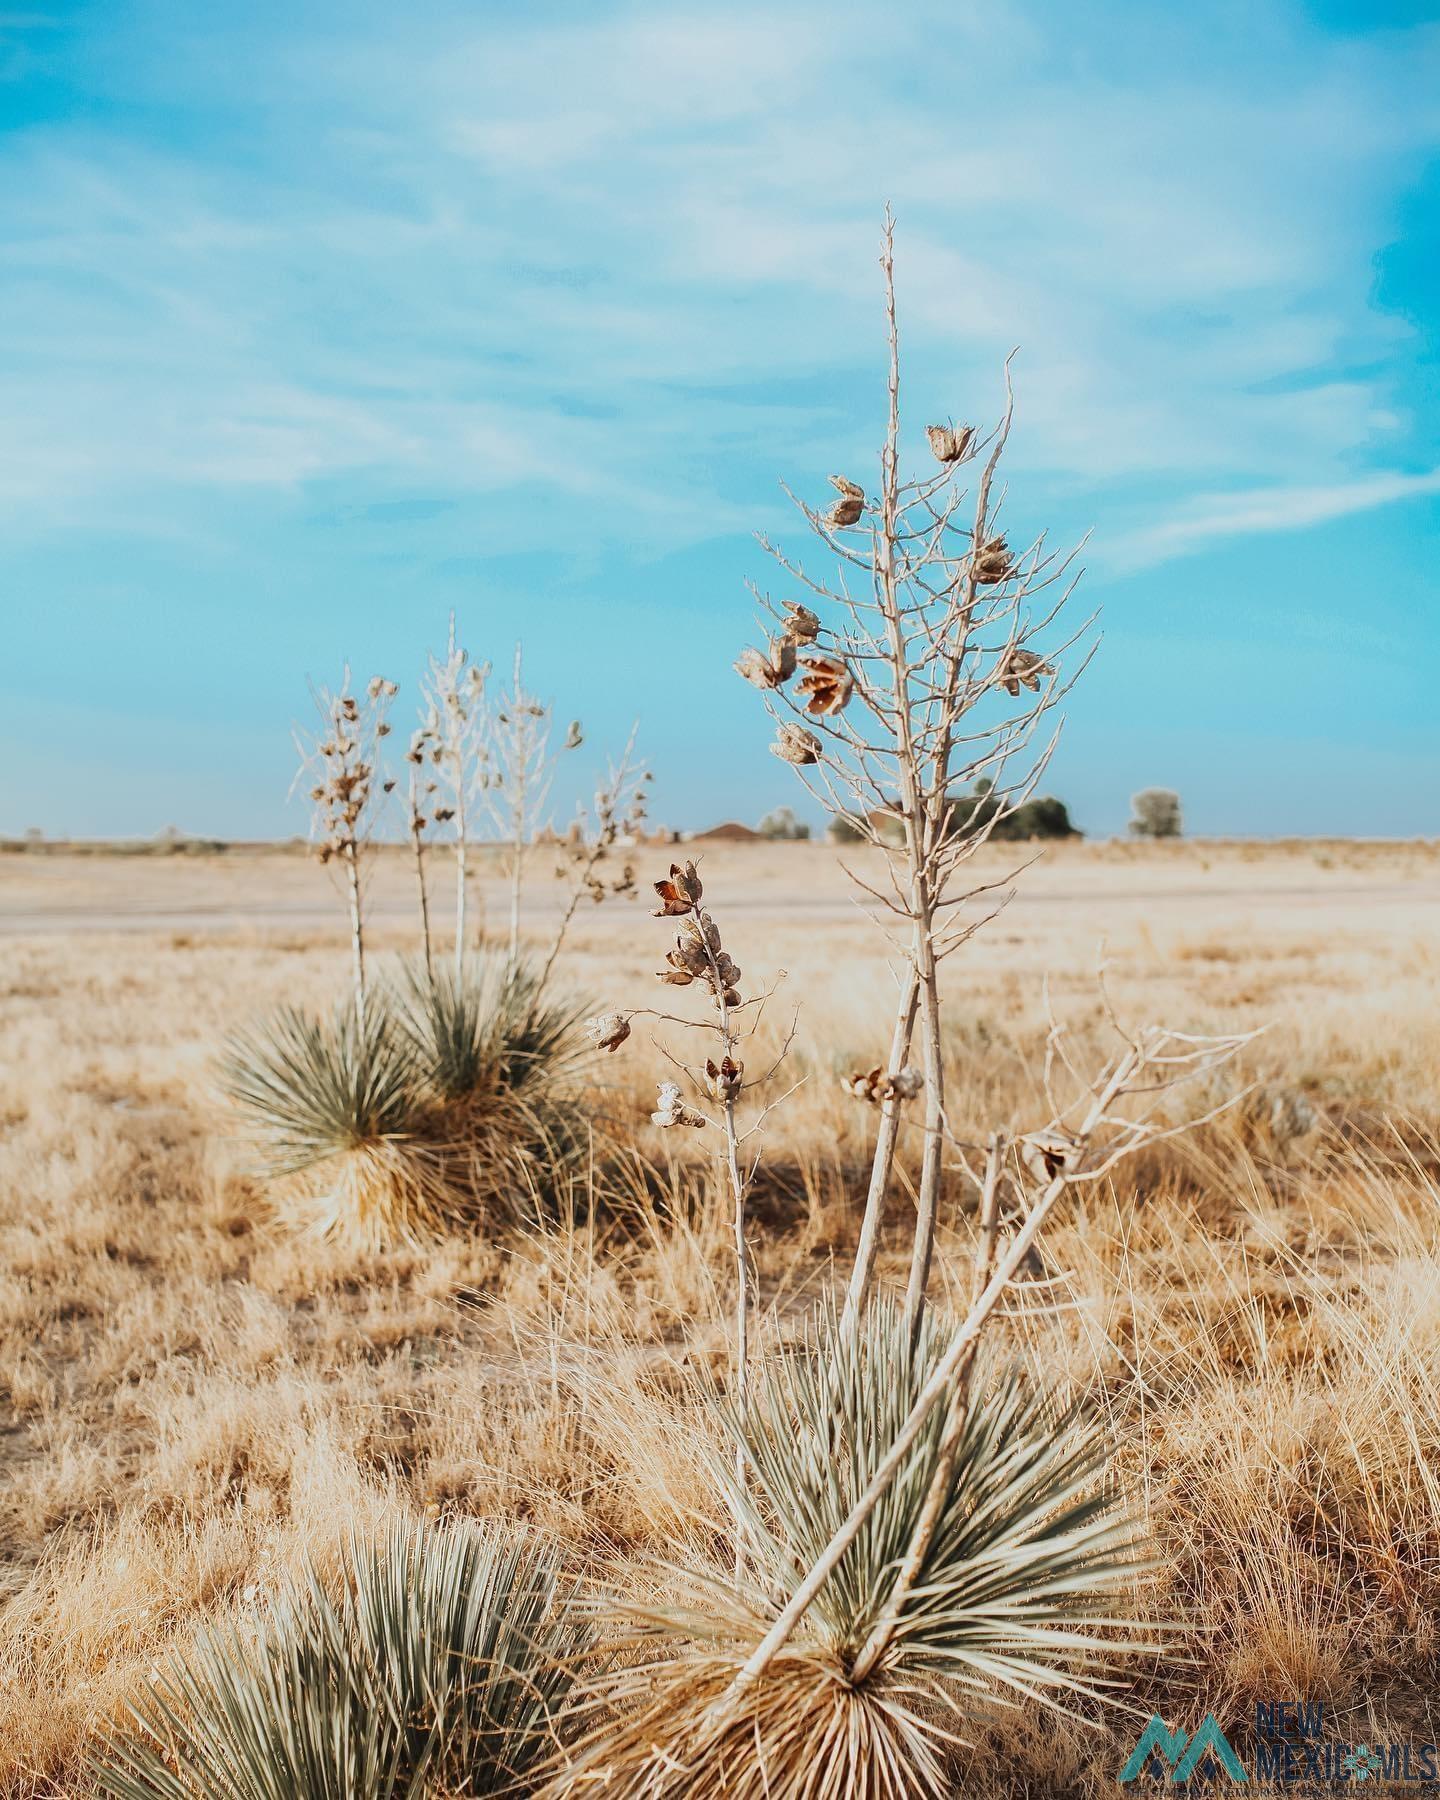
[3, 838, 1439, 1794]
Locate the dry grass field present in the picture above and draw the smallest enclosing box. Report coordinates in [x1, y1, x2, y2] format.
[2, 837, 1439, 1794]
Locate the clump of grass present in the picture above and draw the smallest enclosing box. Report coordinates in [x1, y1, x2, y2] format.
[559, 1297, 1147, 1797]
[92, 1518, 585, 1800]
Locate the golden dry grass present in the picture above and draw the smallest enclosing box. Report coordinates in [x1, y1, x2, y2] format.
[1, 837, 1438, 1795]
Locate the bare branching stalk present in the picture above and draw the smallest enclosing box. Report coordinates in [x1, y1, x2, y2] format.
[534, 727, 649, 1000]
[737, 209, 1095, 1342]
[588, 859, 798, 1578]
[715, 1015, 1255, 1710]
[480, 645, 567, 966]
[294, 671, 397, 1026]
[420, 618, 489, 979]
[405, 726, 437, 979]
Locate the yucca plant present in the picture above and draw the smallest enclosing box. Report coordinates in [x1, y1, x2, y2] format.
[215, 994, 455, 1248]
[557, 1298, 1148, 1798]
[396, 953, 590, 1229]
[400, 955, 585, 1106]
[218, 995, 420, 1178]
[93, 1519, 586, 1800]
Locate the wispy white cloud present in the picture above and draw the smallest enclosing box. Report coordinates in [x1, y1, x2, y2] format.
[0, 0, 1437, 571]
[1117, 467, 1440, 568]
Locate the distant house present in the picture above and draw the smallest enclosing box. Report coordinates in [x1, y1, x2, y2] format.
[688, 821, 764, 843]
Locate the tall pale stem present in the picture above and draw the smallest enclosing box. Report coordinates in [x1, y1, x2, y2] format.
[852, 1133, 1004, 1683]
[410, 775, 433, 981]
[722, 1087, 749, 1581]
[843, 967, 919, 1331]
[344, 843, 367, 1030]
[903, 938, 945, 1348]
[452, 786, 468, 980]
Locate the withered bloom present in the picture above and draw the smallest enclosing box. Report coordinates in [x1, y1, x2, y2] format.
[652, 860, 703, 916]
[828, 474, 864, 500]
[973, 535, 1013, 585]
[772, 722, 823, 766]
[995, 646, 1053, 697]
[652, 1081, 708, 1129]
[825, 495, 864, 529]
[795, 654, 853, 717]
[734, 635, 798, 691]
[926, 423, 974, 464]
[846, 1064, 924, 1104]
[586, 1013, 631, 1053]
[781, 601, 821, 646]
[1020, 1126, 1081, 1181]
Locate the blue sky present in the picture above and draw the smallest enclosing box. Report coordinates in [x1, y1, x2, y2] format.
[1, 0, 1437, 839]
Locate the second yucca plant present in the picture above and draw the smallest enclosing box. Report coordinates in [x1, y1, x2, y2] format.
[94, 1519, 584, 1800]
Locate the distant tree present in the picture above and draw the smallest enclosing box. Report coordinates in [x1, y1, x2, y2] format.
[1129, 788, 1183, 839]
[827, 814, 867, 845]
[758, 806, 811, 841]
[940, 786, 1077, 843]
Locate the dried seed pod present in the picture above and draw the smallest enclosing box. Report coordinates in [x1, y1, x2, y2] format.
[651, 1081, 707, 1129]
[734, 636, 796, 690]
[995, 646, 1054, 698]
[973, 535, 1012, 585]
[705, 1057, 744, 1100]
[652, 860, 702, 916]
[825, 495, 864, 529]
[926, 423, 975, 464]
[772, 722, 823, 766]
[828, 474, 864, 500]
[781, 601, 821, 646]
[795, 654, 853, 717]
[564, 720, 583, 750]
[1019, 1127, 1082, 1182]
[586, 1013, 631, 1053]
[846, 1067, 884, 1104]
[883, 1066, 924, 1102]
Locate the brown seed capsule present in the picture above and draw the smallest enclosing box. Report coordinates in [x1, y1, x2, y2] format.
[781, 602, 821, 646]
[795, 654, 853, 717]
[826, 495, 864, 529]
[734, 635, 797, 690]
[926, 423, 975, 464]
[828, 474, 864, 500]
[585, 1013, 631, 1053]
[882, 1066, 924, 1102]
[995, 646, 1053, 698]
[973, 535, 1013, 585]
[652, 860, 702, 916]
[705, 1057, 744, 1100]
[772, 722, 823, 766]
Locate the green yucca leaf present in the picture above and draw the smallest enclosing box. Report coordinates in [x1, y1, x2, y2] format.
[725, 1296, 1146, 1694]
[92, 1519, 587, 1800]
[398, 955, 586, 1105]
[217, 994, 421, 1176]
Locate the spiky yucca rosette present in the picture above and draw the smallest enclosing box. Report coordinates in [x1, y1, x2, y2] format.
[218, 959, 589, 1252]
[93, 1519, 586, 1799]
[552, 1298, 1149, 1799]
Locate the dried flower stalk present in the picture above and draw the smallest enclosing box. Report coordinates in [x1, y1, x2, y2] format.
[739, 210, 1097, 1346]
[294, 670, 397, 1027]
[419, 619, 489, 978]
